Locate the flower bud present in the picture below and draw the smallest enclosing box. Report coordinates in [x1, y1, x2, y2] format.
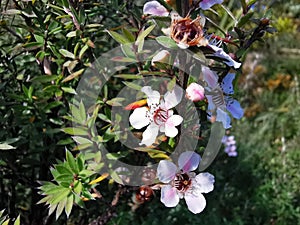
[186, 83, 205, 102]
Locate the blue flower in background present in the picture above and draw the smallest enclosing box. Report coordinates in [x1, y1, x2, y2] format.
[222, 135, 238, 157]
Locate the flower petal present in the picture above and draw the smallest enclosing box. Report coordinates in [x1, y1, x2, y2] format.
[200, 0, 224, 10]
[140, 124, 159, 146]
[141, 86, 161, 107]
[195, 172, 215, 193]
[186, 83, 205, 102]
[226, 98, 244, 119]
[143, 1, 169, 17]
[129, 107, 150, 129]
[160, 185, 180, 207]
[157, 160, 177, 183]
[164, 114, 183, 137]
[178, 151, 201, 172]
[184, 193, 206, 214]
[164, 85, 183, 109]
[208, 44, 241, 69]
[202, 66, 218, 89]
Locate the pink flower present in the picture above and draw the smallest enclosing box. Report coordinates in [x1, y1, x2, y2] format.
[143, 1, 169, 17]
[186, 83, 205, 102]
[129, 86, 183, 146]
[157, 151, 215, 214]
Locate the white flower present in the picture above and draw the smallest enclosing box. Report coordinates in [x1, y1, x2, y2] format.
[157, 151, 215, 214]
[129, 86, 183, 146]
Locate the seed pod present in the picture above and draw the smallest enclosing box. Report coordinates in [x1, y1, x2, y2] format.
[134, 186, 154, 204]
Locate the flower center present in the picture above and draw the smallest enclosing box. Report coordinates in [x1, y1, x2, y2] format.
[153, 108, 168, 125]
[174, 173, 192, 192]
[171, 16, 205, 46]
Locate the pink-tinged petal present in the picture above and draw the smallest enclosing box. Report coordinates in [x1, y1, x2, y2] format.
[143, 1, 169, 17]
[160, 185, 180, 207]
[166, 114, 183, 127]
[208, 44, 241, 69]
[178, 151, 201, 172]
[140, 124, 159, 146]
[157, 160, 177, 183]
[195, 172, 215, 193]
[141, 86, 161, 106]
[164, 125, 178, 137]
[164, 85, 183, 109]
[164, 115, 183, 137]
[202, 66, 218, 89]
[129, 107, 150, 129]
[200, 0, 224, 10]
[184, 193, 206, 214]
[186, 83, 205, 102]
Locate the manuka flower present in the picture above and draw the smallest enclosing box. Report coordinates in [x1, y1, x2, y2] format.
[186, 82, 205, 102]
[202, 66, 244, 128]
[169, 13, 208, 49]
[157, 151, 215, 214]
[129, 86, 183, 146]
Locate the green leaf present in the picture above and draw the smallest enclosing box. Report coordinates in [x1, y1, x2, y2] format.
[109, 170, 123, 184]
[62, 68, 85, 83]
[66, 150, 79, 174]
[79, 101, 86, 122]
[156, 36, 178, 49]
[73, 143, 93, 151]
[122, 81, 142, 91]
[62, 127, 88, 135]
[106, 30, 130, 44]
[0, 143, 16, 150]
[237, 12, 254, 28]
[56, 198, 67, 220]
[54, 165, 73, 175]
[61, 87, 77, 94]
[106, 97, 125, 106]
[59, 49, 75, 59]
[79, 44, 89, 59]
[111, 56, 137, 63]
[113, 74, 142, 79]
[122, 28, 135, 42]
[65, 195, 74, 218]
[73, 180, 83, 194]
[50, 188, 71, 204]
[121, 44, 136, 58]
[23, 42, 43, 48]
[72, 136, 92, 145]
[136, 24, 156, 43]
